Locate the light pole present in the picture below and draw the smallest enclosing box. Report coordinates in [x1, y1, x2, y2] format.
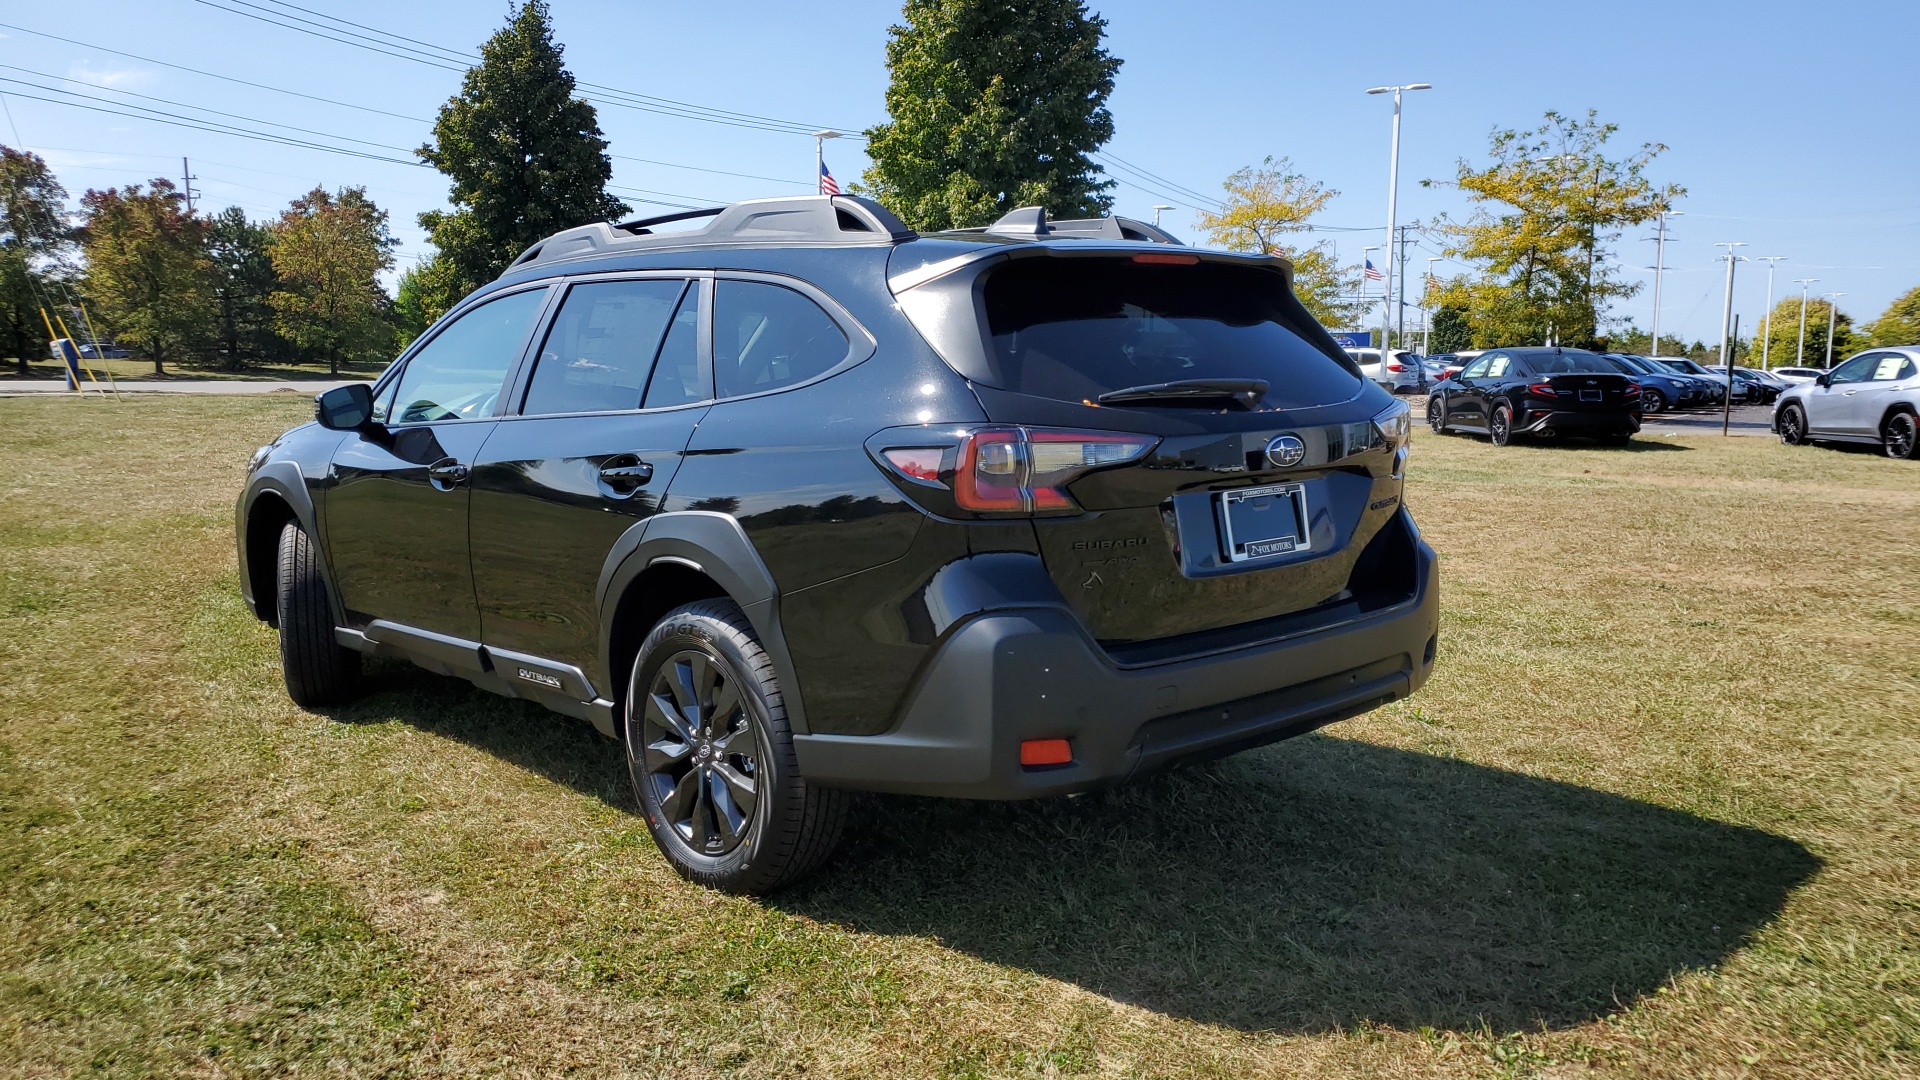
[1361, 245, 1379, 339]
[1424, 256, 1439, 354]
[1366, 82, 1431, 357]
[812, 129, 840, 192]
[1755, 256, 1786, 368]
[1152, 205, 1173, 228]
[1647, 210, 1682, 357]
[1823, 293, 1846, 366]
[1716, 242, 1747, 435]
[1794, 278, 1819, 365]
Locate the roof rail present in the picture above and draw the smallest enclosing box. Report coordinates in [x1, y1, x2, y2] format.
[978, 205, 1183, 245]
[507, 195, 917, 271]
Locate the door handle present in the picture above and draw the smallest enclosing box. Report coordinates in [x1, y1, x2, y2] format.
[426, 457, 469, 490]
[597, 455, 654, 496]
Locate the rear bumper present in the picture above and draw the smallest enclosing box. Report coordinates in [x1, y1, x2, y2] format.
[792, 529, 1440, 799]
[1517, 408, 1640, 435]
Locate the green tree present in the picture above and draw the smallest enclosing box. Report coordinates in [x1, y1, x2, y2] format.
[207, 206, 281, 370]
[1867, 285, 1920, 347]
[269, 187, 396, 377]
[1426, 110, 1682, 349]
[1194, 157, 1354, 326]
[392, 254, 462, 350]
[1429, 304, 1472, 353]
[80, 180, 212, 375]
[418, 0, 626, 306]
[0, 146, 76, 374]
[863, 0, 1120, 231]
[1752, 295, 1856, 369]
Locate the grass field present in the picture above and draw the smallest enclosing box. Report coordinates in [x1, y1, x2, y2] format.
[1, 395, 1915, 1078]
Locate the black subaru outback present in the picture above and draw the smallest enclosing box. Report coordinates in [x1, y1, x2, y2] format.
[237, 195, 1439, 893]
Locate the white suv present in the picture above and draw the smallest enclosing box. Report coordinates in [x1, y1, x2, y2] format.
[1345, 348, 1431, 394]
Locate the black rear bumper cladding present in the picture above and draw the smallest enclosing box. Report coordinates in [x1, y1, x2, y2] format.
[792, 527, 1439, 799]
[1517, 408, 1640, 435]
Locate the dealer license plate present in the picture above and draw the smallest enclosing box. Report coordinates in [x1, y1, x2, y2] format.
[1217, 483, 1311, 563]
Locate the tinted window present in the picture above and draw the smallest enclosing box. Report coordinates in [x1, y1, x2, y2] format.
[1523, 351, 1614, 375]
[642, 284, 705, 407]
[1870, 355, 1915, 381]
[523, 279, 686, 415]
[1485, 355, 1512, 377]
[1828, 354, 1879, 384]
[1459, 356, 1492, 379]
[390, 289, 547, 424]
[1593, 356, 1639, 375]
[980, 257, 1361, 409]
[713, 280, 849, 398]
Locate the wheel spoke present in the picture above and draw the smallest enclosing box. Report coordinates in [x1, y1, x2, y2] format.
[709, 767, 750, 844]
[645, 691, 695, 744]
[644, 736, 691, 772]
[713, 760, 757, 823]
[688, 768, 714, 849]
[660, 767, 701, 835]
[709, 678, 742, 731]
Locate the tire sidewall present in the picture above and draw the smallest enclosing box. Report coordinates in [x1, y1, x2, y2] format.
[625, 608, 784, 888]
[1779, 404, 1807, 445]
[1643, 388, 1666, 414]
[1428, 396, 1447, 433]
[1886, 409, 1919, 460]
[1490, 405, 1513, 446]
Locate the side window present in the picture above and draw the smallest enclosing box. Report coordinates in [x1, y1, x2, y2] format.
[522, 279, 686, 415]
[642, 283, 705, 408]
[1460, 356, 1492, 379]
[368, 376, 399, 425]
[1485, 354, 1512, 378]
[1870, 355, 1915, 382]
[713, 280, 849, 398]
[390, 289, 547, 424]
[1828, 354, 1879, 384]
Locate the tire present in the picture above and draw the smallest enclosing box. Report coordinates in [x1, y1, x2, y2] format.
[1427, 397, 1448, 434]
[274, 522, 360, 708]
[1885, 409, 1919, 460]
[625, 599, 847, 894]
[1489, 404, 1514, 447]
[1641, 388, 1667, 414]
[1777, 403, 1808, 445]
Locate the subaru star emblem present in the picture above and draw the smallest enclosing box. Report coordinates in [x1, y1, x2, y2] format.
[1265, 434, 1306, 468]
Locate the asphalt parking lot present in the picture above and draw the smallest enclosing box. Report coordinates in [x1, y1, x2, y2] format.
[1412, 398, 1776, 439]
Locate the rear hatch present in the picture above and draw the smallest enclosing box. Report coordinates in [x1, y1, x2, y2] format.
[890, 248, 1412, 651]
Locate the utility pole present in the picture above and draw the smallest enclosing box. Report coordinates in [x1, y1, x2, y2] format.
[1723, 314, 1739, 436]
[1823, 293, 1846, 366]
[1755, 256, 1787, 368]
[1647, 209, 1681, 357]
[1794, 278, 1819, 365]
[1366, 82, 1431, 358]
[180, 157, 198, 213]
[1715, 241, 1747, 435]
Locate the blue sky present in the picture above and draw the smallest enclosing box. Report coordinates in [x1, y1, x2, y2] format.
[3, 0, 1915, 346]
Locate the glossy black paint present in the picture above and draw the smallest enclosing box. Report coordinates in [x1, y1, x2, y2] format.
[1427, 347, 1642, 442]
[236, 197, 1438, 795]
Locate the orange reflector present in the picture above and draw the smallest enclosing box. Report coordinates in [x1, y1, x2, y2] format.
[1131, 252, 1200, 265]
[1020, 738, 1072, 766]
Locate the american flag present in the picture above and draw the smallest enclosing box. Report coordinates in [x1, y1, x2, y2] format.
[1363, 258, 1382, 282]
[819, 160, 841, 196]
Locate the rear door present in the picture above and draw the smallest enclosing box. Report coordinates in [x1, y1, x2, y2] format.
[468, 275, 709, 678]
[1804, 353, 1878, 434]
[1840, 353, 1916, 435]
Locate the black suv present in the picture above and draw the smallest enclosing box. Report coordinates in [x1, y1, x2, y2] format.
[237, 196, 1439, 893]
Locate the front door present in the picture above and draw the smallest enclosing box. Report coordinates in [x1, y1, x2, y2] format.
[1803, 353, 1878, 435]
[469, 276, 710, 679]
[324, 286, 553, 641]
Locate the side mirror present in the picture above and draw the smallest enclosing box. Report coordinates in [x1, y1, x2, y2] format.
[1814, 373, 1831, 388]
[316, 383, 375, 430]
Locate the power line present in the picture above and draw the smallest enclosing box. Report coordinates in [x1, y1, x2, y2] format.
[1098, 150, 1220, 208]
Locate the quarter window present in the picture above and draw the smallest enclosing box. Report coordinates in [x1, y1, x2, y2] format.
[522, 279, 687, 415]
[1870, 355, 1915, 382]
[642, 283, 706, 407]
[389, 289, 547, 424]
[713, 280, 848, 398]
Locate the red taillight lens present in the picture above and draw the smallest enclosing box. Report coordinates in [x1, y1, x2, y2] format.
[879, 426, 1157, 516]
[1527, 382, 1558, 397]
[1385, 362, 1405, 372]
[1623, 383, 1643, 398]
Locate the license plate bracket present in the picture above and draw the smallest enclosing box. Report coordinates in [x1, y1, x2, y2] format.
[1579, 388, 1602, 402]
[1216, 483, 1311, 563]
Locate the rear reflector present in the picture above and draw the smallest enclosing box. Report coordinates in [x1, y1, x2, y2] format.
[1020, 738, 1073, 766]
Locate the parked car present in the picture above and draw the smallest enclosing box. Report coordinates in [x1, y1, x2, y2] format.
[1699, 365, 1784, 404]
[1345, 347, 1432, 394]
[1770, 366, 1827, 386]
[1736, 366, 1793, 400]
[236, 195, 1440, 892]
[1426, 350, 1483, 384]
[77, 341, 130, 360]
[1774, 347, 1920, 458]
[1426, 346, 1641, 445]
[1598, 353, 1704, 413]
[1618, 354, 1722, 406]
[1655, 357, 1771, 404]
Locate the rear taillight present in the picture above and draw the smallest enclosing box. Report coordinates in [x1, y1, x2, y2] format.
[1385, 362, 1405, 372]
[1372, 400, 1412, 478]
[874, 426, 1157, 517]
[1527, 382, 1558, 397]
[1623, 383, 1643, 398]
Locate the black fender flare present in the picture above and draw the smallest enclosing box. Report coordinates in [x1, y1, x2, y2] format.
[237, 462, 344, 626]
[595, 511, 809, 734]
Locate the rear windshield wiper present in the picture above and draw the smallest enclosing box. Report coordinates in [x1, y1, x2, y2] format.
[1095, 378, 1269, 408]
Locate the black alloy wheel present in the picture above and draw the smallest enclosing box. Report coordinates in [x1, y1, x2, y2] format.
[1778, 403, 1808, 445]
[625, 599, 847, 893]
[1427, 397, 1448, 434]
[1489, 404, 1514, 447]
[1885, 410, 1919, 460]
[1641, 387, 1667, 414]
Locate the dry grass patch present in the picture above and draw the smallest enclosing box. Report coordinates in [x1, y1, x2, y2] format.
[0, 396, 1915, 1078]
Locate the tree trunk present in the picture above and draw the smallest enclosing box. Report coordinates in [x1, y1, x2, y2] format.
[329, 346, 338, 377]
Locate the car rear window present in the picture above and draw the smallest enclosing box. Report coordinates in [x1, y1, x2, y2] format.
[978, 257, 1361, 408]
[1524, 351, 1616, 375]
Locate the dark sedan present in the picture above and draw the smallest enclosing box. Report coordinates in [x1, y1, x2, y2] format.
[1427, 347, 1642, 446]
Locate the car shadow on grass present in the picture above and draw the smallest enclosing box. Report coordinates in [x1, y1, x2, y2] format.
[337, 664, 1817, 1036]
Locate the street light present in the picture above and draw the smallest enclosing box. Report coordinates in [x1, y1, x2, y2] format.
[1424, 256, 1439, 354]
[1366, 82, 1431, 364]
[812, 129, 841, 192]
[1152, 204, 1173, 228]
[1716, 242, 1747, 437]
[1754, 256, 1787, 369]
[1823, 293, 1846, 366]
[1647, 210, 1682, 357]
[1793, 278, 1820, 365]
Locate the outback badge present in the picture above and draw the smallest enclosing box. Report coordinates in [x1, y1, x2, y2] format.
[1264, 433, 1306, 468]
